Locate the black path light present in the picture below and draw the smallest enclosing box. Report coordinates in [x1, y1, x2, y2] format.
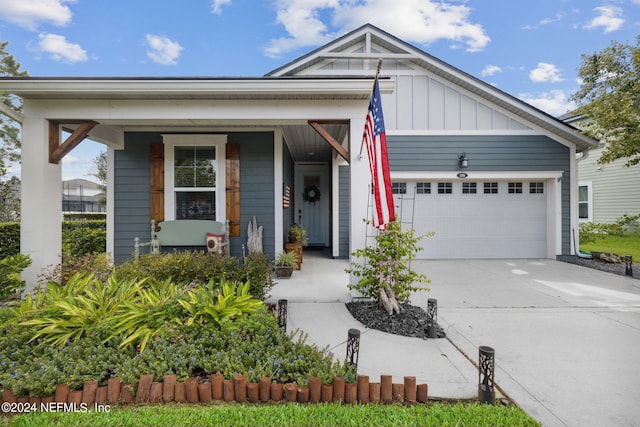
[625, 256, 633, 276]
[346, 328, 361, 372]
[427, 298, 438, 338]
[277, 299, 288, 332]
[478, 345, 495, 404]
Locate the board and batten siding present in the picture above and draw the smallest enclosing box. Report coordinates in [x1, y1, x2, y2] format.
[338, 165, 350, 258]
[386, 134, 573, 255]
[113, 132, 275, 263]
[578, 144, 640, 224]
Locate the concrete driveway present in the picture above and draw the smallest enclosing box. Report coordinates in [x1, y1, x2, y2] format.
[410, 259, 640, 427]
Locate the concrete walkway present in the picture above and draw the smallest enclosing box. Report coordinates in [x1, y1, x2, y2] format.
[267, 251, 640, 427]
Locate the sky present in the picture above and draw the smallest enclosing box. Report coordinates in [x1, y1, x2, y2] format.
[0, 0, 638, 180]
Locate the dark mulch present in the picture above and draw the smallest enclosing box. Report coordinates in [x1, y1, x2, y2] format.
[564, 256, 640, 280]
[346, 301, 445, 339]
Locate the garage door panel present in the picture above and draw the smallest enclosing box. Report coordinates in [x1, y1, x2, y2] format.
[397, 180, 548, 259]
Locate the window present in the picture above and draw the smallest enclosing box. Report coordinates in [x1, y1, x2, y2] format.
[392, 182, 407, 194]
[484, 182, 498, 194]
[416, 182, 431, 194]
[462, 182, 477, 194]
[529, 182, 544, 194]
[508, 182, 523, 194]
[578, 182, 592, 221]
[163, 134, 227, 221]
[437, 182, 452, 194]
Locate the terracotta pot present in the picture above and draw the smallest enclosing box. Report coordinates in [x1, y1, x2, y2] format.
[247, 383, 259, 403]
[332, 377, 345, 402]
[81, 380, 98, 406]
[210, 374, 223, 400]
[271, 383, 283, 402]
[163, 375, 177, 403]
[321, 384, 333, 403]
[357, 375, 370, 404]
[308, 377, 321, 403]
[174, 383, 186, 403]
[107, 378, 121, 404]
[259, 377, 271, 402]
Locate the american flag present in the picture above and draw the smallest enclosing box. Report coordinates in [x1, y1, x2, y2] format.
[363, 79, 395, 229]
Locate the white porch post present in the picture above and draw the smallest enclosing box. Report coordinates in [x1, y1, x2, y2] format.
[348, 116, 368, 285]
[20, 115, 62, 292]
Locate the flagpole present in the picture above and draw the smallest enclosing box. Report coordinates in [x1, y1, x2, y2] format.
[359, 58, 383, 159]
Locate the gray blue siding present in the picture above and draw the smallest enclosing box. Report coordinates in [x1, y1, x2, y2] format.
[338, 165, 350, 258]
[113, 132, 275, 263]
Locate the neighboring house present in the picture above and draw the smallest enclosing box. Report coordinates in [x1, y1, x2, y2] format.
[560, 112, 640, 224]
[0, 24, 596, 289]
[62, 178, 106, 214]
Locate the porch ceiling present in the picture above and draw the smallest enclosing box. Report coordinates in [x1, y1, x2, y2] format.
[283, 122, 348, 162]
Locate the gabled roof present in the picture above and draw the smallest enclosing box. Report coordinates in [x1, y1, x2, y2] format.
[268, 23, 596, 151]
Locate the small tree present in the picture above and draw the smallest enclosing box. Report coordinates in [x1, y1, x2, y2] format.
[346, 220, 431, 314]
[571, 36, 640, 166]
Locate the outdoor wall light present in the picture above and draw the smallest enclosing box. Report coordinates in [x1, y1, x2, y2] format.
[459, 153, 469, 169]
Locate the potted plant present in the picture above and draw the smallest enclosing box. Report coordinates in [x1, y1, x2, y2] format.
[273, 251, 299, 278]
[287, 224, 308, 246]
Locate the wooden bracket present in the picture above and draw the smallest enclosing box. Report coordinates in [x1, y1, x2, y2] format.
[308, 120, 350, 164]
[48, 120, 98, 164]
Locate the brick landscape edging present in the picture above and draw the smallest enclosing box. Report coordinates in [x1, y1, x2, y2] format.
[1, 373, 428, 407]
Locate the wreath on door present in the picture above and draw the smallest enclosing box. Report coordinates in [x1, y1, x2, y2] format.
[303, 185, 321, 203]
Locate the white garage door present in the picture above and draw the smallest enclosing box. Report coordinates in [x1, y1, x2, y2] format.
[393, 180, 548, 259]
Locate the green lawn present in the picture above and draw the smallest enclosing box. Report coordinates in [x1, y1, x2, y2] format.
[580, 233, 640, 261]
[2, 402, 540, 427]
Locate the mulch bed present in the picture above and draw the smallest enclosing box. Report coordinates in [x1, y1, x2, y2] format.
[346, 301, 445, 339]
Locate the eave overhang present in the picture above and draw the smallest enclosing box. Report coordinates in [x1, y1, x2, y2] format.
[0, 76, 394, 100]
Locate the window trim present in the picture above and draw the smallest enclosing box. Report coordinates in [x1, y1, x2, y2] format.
[578, 181, 593, 222]
[163, 134, 227, 222]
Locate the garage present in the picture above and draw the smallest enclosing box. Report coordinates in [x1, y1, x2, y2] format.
[393, 180, 549, 259]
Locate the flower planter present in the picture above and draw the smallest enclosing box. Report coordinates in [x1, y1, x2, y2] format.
[274, 265, 294, 278]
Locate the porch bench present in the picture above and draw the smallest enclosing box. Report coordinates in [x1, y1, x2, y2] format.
[134, 219, 229, 258]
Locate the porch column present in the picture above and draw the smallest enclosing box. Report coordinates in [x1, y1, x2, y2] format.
[348, 116, 368, 285]
[20, 116, 62, 292]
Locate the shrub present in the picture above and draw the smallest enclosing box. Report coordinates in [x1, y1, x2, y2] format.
[0, 221, 20, 260]
[346, 220, 430, 303]
[0, 253, 31, 301]
[579, 213, 640, 244]
[62, 220, 106, 259]
[242, 251, 274, 300]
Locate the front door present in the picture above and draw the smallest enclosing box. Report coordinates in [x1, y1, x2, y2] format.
[295, 165, 329, 247]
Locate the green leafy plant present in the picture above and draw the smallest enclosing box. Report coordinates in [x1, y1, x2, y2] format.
[0, 253, 31, 301]
[179, 279, 263, 327]
[274, 251, 299, 267]
[346, 220, 431, 309]
[579, 213, 640, 244]
[243, 251, 274, 300]
[288, 223, 308, 246]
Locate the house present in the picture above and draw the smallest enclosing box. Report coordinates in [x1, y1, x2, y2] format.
[62, 178, 106, 214]
[0, 24, 596, 290]
[560, 112, 640, 224]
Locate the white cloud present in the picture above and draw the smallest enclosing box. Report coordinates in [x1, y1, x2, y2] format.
[522, 11, 566, 30]
[145, 34, 183, 65]
[584, 6, 624, 33]
[519, 90, 576, 116]
[529, 62, 564, 83]
[211, 0, 232, 14]
[481, 65, 502, 77]
[264, 0, 490, 58]
[0, 0, 75, 31]
[37, 33, 87, 63]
